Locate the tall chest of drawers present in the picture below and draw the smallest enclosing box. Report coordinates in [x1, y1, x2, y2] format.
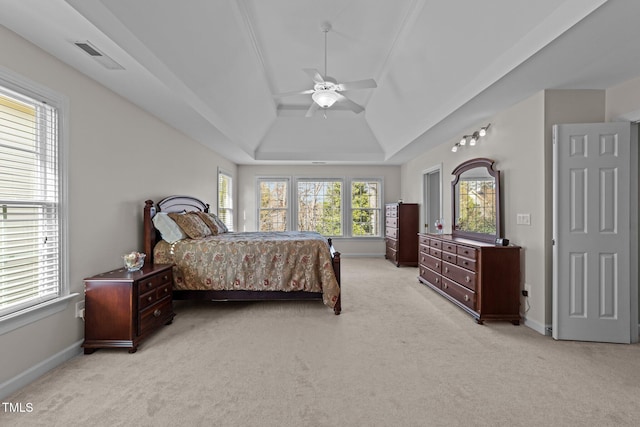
[83, 264, 175, 353]
[418, 233, 521, 324]
[385, 203, 419, 267]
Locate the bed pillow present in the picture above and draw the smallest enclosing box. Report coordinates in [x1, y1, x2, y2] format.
[195, 211, 219, 235]
[152, 212, 188, 243]
[206, 212, 229, 233]
[168, 212, 212, 239]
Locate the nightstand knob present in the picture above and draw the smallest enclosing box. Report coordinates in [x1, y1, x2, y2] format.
[147, 296, 153, 302]
[153, 309, 161, 318]
[147, 282, 153, 288]
[163, 275, 169, 281]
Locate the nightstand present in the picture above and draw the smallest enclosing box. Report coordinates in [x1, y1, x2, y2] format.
[82, 264, 175, 354]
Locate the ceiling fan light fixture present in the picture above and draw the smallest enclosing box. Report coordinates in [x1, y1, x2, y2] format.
[312, 90, 339, 108]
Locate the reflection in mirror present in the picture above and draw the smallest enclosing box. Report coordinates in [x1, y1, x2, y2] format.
[451, 158, 501, 242]
[455, 167, 496, 235]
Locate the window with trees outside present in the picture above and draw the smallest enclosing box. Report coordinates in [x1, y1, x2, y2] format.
[0, 82, 64, 320]
[258, 178, 289, 231]
[218, 169, 233, 231]
[297, 179, 343, 236]
[257, 177, 382, 238]
[351, 180, 381, 237]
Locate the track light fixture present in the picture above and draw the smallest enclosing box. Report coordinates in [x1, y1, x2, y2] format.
[452, 124, 490, 152]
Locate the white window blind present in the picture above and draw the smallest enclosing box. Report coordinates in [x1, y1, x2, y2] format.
[0, 86, 61, 318]
[218, 169, 233, 231]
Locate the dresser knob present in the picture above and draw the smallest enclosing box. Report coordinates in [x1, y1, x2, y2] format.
[148, 296, 153, 302]
[465, 276, 471, 282]
[435, 278, 439, 283]
[163, 275, 168, 281]
[147, 282, 152, 288]
[153, 309, 161, 318]
[445, 268, 448, 273]
[443, 283, 447, 289]
[435, 263, 439, 268]
[464, 295, 469, 302]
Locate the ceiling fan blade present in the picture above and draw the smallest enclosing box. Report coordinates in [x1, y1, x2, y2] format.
[273, 89, 314, 98]
[305, 102, 320, 118]
[336, 78, 377, 91]
[302, 68, 325, 84]
[335, 93, 364, 114]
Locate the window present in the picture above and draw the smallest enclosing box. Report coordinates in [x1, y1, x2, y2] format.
[350, 179, 382, 237]
[297, 179, 343, 236]
[258, 178, 289, 231]
[257, 176, 382, 238]
[0, 83, 63, 319]
[217, 169, 234, 231]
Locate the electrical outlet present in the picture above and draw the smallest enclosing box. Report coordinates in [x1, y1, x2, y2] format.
[522, 283, 531, 297]
[75, 301, 85, 319]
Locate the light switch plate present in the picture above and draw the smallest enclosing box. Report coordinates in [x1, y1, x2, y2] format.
[516, 213, 531, 225]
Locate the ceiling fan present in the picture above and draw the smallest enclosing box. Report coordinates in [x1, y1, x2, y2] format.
[274, 22, 377, 118]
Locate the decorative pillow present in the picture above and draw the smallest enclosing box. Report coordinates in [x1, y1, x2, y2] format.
[195, 211, 219, 235]
[210, 213, 229, 233]
[168, 212, 212, 239]
[152, 212, 188, 243]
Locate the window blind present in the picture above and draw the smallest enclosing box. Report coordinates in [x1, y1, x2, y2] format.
[0, 86, 60, 317]
[218, 170, 233, 231]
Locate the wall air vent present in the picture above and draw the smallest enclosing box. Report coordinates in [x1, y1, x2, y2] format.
[74, 41, 124, 70]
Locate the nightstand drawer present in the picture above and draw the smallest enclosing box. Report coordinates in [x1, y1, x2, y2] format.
[139, 297, 172, 336]
[139, 270, 172, 293]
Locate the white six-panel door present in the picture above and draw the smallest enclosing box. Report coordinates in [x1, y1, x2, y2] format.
[553, 123, 633, 343]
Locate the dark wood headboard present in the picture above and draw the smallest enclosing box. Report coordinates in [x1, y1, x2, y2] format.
[143, 196, 210, 264]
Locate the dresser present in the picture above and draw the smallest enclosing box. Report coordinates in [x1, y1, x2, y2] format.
[418, 233, 521, 324]
[83, 264, 175, 354]
[385, 203, 419, 267]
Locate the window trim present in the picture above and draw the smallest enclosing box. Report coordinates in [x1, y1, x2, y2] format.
[0, 67, 75, 335]
[294, 177, 345, 237]
[256, 176, 292, 232]
[255, 175, 384, 239]
[217, 167, 234, 231]
[348, 177, 384, 238]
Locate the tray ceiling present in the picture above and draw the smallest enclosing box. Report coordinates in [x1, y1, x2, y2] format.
[2, 0, 640, 164]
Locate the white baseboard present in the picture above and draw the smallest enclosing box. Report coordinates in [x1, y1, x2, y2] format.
[0, 339, 83, 400]
[339, 253, 386, 258]
[520, 314, 550, 336]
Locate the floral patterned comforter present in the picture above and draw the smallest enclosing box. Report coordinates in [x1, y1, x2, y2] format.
[154, 231, 340, 308]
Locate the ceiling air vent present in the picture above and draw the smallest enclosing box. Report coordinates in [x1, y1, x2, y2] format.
[74, 41, 124, 70]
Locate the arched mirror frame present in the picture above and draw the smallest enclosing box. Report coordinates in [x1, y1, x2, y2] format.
[451, 158, 502, 243]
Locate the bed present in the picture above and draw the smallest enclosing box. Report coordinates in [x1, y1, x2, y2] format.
[143, 196, 341, 314]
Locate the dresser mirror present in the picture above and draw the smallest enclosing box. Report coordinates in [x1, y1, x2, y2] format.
[451, 158, 501, 243]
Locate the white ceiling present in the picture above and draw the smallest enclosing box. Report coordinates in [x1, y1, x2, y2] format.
[2, 0, 640, 165]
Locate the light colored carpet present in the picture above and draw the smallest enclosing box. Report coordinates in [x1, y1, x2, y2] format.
[3, 257, 640, 426]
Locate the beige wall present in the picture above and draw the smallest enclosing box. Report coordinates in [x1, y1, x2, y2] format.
[0, 26, 236, 389]
[238, 164, 402, 256]
[401, 90, 606, 333]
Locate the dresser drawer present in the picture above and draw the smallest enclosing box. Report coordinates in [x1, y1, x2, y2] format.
[457, 256, 477, 271]
[386, 237, 398, 250]
[139, 297, 172, 336]
[418, 235, 430, 246]
[385, 217, 398, 228]
[429, 238, 442, 249]
[385, 246, 398, 263]
[386, 204, 398, 217]
[442, 251, 457, 264]
[442, 277, 476, 310]
[420, 253, 442, 273]
[385, 227, 398, 239]
[456, 245, 477, 260]
[429, 247, 442, 258]
[420, 266, 442, 289]
[442, 261, 477, 291]
[139, 270, 172, 293]
[419, 243, 430, 256]
[442, 242, 457, 254]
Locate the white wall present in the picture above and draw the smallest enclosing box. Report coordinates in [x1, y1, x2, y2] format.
[0, 25, 236, 394]
[401, 90, 605, 334]
[238, 164, 402, 256]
